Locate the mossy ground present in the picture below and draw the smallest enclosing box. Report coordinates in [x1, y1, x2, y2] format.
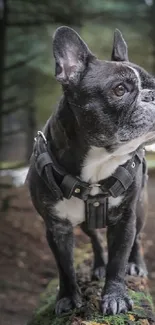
[28, 258, 155, 325]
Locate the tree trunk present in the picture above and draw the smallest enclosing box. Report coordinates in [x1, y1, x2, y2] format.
[0, 0, 7, 157]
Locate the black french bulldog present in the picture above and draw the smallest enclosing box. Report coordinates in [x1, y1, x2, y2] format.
[27, 26, 155, 315]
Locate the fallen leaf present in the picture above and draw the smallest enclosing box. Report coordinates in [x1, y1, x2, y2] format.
[138, 320, 149, 325]
[128, 314, 135, 321]
[81, 321, 107, 325]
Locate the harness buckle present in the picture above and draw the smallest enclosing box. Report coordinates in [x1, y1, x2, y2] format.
[60, 175, 91, 200]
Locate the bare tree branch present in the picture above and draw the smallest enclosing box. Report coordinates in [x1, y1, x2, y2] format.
[3, 96, 16, 104]
[3, 128, 23, 136]
[6, 19, 53, 27]
[4, 54, 37, 71]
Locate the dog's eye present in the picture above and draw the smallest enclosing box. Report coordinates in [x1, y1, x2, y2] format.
[113, 84, 126, 97]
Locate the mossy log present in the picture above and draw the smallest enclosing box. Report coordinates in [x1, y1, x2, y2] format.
[28, 256, 155, 325]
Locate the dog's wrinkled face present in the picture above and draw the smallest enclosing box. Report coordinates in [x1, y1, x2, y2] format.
[53, 27, 155, 154]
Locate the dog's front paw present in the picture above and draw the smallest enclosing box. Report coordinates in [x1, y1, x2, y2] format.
[127, 262, 148, 277]
[55, 297, 72, 315]
[101, 292, 133, 315]
[92, 266, 106, 281]
[55, 294, 82, 315]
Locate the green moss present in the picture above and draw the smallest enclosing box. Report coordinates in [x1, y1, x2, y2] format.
[27, 246, 155, 325]
[88, 312, 130, 325]
[28, 304, 70, 325]
[28, 286, 154, 325]
[28, 294, 74, 325]
[39, 278, 59, 305]
[127, 290, 154, 323]
[129, 289, 154, 308]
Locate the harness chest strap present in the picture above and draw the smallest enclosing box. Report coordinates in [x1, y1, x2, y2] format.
[33, 131, 144, 229]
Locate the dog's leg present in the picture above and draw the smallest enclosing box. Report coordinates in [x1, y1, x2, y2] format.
[127, 235, 147, 277]
[81, 222, 106, 280]
[101, 209, 135, 315]
[127, 188, 148, 277]
[46, 220, 82, 315]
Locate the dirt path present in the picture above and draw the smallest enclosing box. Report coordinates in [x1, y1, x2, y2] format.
[0, 172, 155, 325]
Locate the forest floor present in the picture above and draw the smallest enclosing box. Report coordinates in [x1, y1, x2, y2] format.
[0, 171, 155, 325]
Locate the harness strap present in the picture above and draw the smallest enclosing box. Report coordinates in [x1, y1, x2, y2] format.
[35, 152, 53, 176]
[33, 130, 145, 229]
[33, 131, 144, 203]
[34, 133, 63, 201]
[109, 167, 133, 197]
[100, 152, 142, 198]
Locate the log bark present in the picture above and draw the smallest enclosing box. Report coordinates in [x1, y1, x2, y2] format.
[27, 257, 155, 325]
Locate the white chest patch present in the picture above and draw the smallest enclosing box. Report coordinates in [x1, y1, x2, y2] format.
[54, 146, 132, 226]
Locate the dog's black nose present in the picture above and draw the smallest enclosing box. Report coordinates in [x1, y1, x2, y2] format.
[144, 95, 154, 102]
[141, 89, 155, 102]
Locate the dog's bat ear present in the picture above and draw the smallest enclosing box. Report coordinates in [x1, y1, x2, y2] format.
[53, 26, 94, 84]
[111, 29, 128, 62]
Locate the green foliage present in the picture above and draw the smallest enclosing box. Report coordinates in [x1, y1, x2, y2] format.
[28, 281, 155, 325]
[84, 0, 147, 16]
[5, 0, 152, 118]
[129, 289, 154, 308]
[2, 0, 155, 161]
[27, 246, 155, 325]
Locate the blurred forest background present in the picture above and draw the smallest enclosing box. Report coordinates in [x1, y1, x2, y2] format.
[1, 0, 155, 163]
[1, 1, 155, 325]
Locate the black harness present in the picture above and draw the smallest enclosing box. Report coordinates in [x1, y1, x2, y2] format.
[33, 130, 144, 229]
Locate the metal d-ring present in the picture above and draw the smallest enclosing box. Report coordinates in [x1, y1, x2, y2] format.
[37, 131, 47, 144]
[131, 161, 136, 168]
[89, 183, 101, 188]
